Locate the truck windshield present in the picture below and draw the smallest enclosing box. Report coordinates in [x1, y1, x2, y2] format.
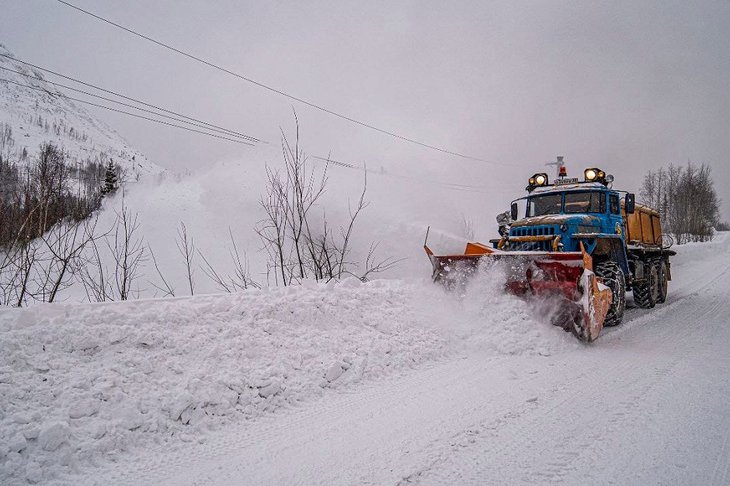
[527, 191, 606, 216]
[564, 192, 605, 214]
[527, 194, 562, 217]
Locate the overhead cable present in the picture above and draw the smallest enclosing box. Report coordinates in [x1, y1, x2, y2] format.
[0, 52, 261, 143]
[0, 77, 254, 145]
[310, 155, 494, 194]
[0, 65, 259, 142]
[55, 0, 508, 166]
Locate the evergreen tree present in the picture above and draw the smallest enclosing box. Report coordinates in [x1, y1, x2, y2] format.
[101, 160, 119, 195]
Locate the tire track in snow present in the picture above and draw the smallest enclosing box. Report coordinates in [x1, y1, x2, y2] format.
[177, 359, 559, 485]
[411, 258, 729, 485]
[409, 348, 680, 484]
[74, 236, 730, 485]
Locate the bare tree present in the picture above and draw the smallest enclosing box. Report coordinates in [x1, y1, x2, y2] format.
[227, 229, 259, 290]
[148, 244, 175, 297]
[0, 123, 14, 167]
[1, 214, 101, 306]
[348, 242, 403, 282]
[176, 221, 196, 295]
[198, 229, 259, 292]
[257, 165, 291, 286]
[40, 217, 101, 303]
[1, 203, 40, 306]
[1, 142, 107, 249]
[256, 115, 399, 286]
[13, 242, 39, 307]
[640, 162, 720, 243]
[107, 205, 146, 300]
[78, 230, 113, 303]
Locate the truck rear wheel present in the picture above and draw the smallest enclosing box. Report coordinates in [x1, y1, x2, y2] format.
[633, 261, 658, 309]
[655, 258, 668, 304]
[594, 261, 625, 327]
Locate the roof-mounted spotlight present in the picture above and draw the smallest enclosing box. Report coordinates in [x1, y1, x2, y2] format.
[584, 167, 607, 182]
[528, 173, 549, 191]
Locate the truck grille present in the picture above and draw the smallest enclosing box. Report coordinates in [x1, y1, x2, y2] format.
[509, 225, 557, 251]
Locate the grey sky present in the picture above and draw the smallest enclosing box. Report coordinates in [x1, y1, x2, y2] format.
[4, 0, 730, 218]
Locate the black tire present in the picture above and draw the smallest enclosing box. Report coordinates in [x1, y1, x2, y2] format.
[655, 258, 668, 304]
[594, 261, 626, 327]
[633, 261, 658, 309]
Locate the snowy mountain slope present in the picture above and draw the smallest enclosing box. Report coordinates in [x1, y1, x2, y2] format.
[0, 44, 160, 178]
[0, 233, 728, 484]
[0, 40, 498, 305]
[0, 41, 505, 302]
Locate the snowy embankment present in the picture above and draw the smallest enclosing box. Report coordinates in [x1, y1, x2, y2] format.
[0, 280, 438, 483]
[3, 233, 724, 485]
[0, 272, 575, 485]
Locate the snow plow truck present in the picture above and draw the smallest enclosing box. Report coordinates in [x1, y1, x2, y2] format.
[424, 161, 675, 342]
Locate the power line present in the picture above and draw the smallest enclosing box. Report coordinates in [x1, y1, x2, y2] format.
[0, 77, 254, 145]
[0, 52, 261, 143]
[3, 68, 491, 190]
[310, 155, 495, 194]
[0, 64, 261, 142]
[0, 54, 494, 189]
[55, 0, 508, 166]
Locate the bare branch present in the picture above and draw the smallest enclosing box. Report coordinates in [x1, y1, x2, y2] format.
[147, 244, 175, 297]
[176, 221, 195, 295]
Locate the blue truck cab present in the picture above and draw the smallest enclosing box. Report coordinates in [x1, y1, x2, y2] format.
[500, 169, 634, 277]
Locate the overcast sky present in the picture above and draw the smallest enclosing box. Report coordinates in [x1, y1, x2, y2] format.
[4, 0, 730, 218]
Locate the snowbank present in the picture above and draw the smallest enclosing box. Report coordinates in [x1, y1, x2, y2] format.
[0, 279, 445, 483]
[0, 269, 581, 484]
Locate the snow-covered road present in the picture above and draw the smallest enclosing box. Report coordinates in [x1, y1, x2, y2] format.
[2, 235, 729, 485]
[94, 235, 730, 485]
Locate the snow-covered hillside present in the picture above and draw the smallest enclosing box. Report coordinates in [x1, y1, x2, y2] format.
[1, 39, 490, 305]
[1, 233, 728, 485]
[0, 44, 160, 178]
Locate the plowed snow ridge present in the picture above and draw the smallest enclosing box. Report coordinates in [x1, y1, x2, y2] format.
[1, 234, 729, 485]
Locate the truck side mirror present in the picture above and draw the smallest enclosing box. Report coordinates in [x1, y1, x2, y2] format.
[625, 193, 635, 214]
[511, 202, 518, 221]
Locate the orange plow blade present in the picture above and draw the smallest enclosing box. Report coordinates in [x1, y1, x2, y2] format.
[425, 241, 612, 342]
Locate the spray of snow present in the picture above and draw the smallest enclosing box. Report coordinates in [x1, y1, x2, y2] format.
[411, 260, 580, 357]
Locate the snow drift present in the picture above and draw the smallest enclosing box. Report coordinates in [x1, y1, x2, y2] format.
[0, 267, 583, 484]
